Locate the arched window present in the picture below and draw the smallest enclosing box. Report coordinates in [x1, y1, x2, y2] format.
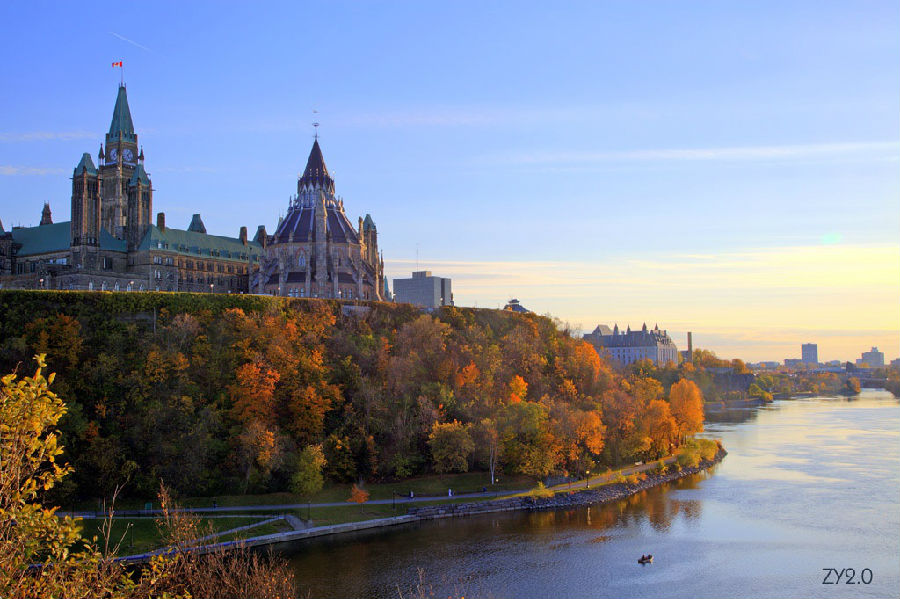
[101, 281, 108, 291]
[88, 281, 94, 291]
[114, 282, 120, 292]
[298, 254, 305, 267]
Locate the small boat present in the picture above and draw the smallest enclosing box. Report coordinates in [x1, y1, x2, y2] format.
[638, 554, 653, 564]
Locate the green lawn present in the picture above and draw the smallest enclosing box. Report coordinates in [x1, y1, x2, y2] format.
[177, 471, 536, 509]
[70, 471, 537, 512]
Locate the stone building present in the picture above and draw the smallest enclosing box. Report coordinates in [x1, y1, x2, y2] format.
[583, 322, 680, 366]
[251, 140, 386, 300]
[0, 84, 261, 292]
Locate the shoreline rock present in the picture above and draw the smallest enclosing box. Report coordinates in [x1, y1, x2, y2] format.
[408, 449, 728, 520]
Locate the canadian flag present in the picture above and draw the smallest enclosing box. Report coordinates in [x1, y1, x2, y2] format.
[112, 61, 123, 68]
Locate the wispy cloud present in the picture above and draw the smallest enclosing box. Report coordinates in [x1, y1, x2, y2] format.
[0, 131, 97, 142]
[385, 243, 900, 327]
[110, 32, 151, 52]
[489, 141, 900, 166]
[0, 165, 66, 176]
[388, 244, 900, 361]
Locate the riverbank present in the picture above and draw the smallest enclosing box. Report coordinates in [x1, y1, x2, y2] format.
[408, 448, 727, 519]
[115, 447, 726, 562]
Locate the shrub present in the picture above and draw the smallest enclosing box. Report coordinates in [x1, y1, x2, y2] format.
[530, 482, 554, 498]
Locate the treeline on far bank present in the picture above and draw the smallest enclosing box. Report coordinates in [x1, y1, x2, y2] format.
[0, 290, 705, 503]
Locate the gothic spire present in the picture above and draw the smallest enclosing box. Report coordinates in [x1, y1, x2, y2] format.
[40, 202, 53, 226]
[108, 84, 136, 141]
[299, 139, 334, 191]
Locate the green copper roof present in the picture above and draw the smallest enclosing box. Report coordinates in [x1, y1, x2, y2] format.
[107, 85, 136, 141]
[128, 162, 150, 186]
[99, 229, 127, 252]
[138, 225, 263, 262]
[74, 152, 97, 176]
[11, 221, 126, 256]
[10, 221, 70, 256]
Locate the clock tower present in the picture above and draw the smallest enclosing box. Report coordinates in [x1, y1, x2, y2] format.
[98, 84, 148, 240]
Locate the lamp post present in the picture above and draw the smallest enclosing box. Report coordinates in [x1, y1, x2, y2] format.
[585, 469, 590, 489]
[39, 278, 44, 290]
[129, 280, 134, 292]
[209, 283, 214, 293]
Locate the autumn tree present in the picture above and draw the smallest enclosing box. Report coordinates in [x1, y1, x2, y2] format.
[668, 379, 704, 440]
[229, 361, 279, 427]
[428, 420, 475, 474]
[472, 418, 500, 484]
[0, 355, 130, 597]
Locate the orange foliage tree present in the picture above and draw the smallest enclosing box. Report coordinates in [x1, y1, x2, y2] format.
[669, 379, 704, 440]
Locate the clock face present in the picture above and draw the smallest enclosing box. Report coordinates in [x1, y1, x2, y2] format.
[108, 148, 118, 162]
[123, 148, 134, 163]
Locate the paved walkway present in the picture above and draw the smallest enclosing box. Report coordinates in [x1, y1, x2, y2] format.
[72, 457, 675, 519]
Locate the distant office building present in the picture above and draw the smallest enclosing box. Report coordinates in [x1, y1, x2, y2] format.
[583, 322, 679, 366]
[784, 359, 804, 369]
[393, 271, 452, 308]
[825, 360, 843, 368]
[801, 343, 818, 365]
[503, 299, 532, 314]
[858, 347, 884, 368]
[891, 358, 900, 369]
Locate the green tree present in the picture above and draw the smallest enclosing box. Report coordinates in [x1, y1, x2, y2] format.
[428, 421, 475, 474]
[291, 445, 326, 520]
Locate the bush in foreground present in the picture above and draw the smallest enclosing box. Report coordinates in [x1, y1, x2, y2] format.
[0, 355, 295, 599]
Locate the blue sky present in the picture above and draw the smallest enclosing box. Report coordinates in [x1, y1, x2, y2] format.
[1, 1, 898, 362]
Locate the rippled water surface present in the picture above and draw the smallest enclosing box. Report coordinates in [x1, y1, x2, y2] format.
[288, 391, 900, 598]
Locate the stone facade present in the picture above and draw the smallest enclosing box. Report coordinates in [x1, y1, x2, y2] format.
[251, 140, 386, 300]
[583, 322, 680, 366]
[0, 85, 264, 293]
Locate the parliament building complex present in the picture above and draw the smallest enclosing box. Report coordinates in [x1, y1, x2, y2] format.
[0, 85, 385, 300]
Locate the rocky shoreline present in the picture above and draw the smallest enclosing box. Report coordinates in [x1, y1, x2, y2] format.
[408, 449, 728, 520]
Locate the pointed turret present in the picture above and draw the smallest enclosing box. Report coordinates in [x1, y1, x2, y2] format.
[363, 214, 376, 231]
[642, 322, 648, 333]
[40, 203, 53, 226]
[613, 323, 619, 335]
[108, 84, 136, 141]
[128, 162, 151, 186]
[299, 139, 334, 193]
[188, 214, 207, 234]
[74, 152, 98, 176]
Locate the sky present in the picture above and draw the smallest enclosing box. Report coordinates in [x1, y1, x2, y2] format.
[0, 1, 897, 363]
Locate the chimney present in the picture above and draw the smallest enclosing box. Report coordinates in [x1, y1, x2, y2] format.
[239, 226, 248, 245]
[157, 212, 166, 231]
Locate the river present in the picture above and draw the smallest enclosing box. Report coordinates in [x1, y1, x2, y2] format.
[287, 390, 900, 598]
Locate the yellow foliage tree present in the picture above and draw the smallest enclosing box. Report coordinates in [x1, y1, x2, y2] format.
[0, 355, 130, 598]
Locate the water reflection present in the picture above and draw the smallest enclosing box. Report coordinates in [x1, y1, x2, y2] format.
[289, 391, 900, 599]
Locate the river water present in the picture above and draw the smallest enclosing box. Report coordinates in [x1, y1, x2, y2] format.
[288, 390, 900, 598]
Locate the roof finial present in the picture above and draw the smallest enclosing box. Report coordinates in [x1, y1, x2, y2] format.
[312, 108, 319, 140]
